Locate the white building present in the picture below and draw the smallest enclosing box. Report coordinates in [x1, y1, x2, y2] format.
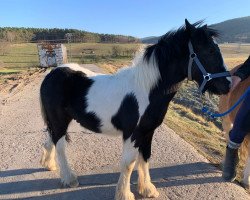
[37, 43, 68, 68]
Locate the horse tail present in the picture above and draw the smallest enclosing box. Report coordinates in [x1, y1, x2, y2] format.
[40, 69, 72, 144]
[40, 93, 47, 126]
[39, 88, 54, 139]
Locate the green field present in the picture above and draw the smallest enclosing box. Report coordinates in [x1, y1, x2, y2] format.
[0, 42, 140, 74]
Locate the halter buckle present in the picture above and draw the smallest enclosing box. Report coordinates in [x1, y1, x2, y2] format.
[203, 73, 212, 81]
[190, 53, 196, 59]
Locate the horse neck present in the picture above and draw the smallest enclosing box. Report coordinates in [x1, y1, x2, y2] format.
[116, 38, 189, 95]
[131, 53, 162, 93]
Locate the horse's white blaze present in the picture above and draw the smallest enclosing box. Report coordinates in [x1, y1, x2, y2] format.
[56, 136, 79, 187]
[223, 61, 232, 85]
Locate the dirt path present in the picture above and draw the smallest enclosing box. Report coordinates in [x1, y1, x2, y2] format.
[0, 65, 249, 200]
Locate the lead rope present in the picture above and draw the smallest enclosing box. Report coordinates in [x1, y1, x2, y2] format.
[202, 86, 250, 118]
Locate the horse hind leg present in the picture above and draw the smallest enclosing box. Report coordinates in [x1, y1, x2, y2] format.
[56, 135, 79, 188]
[40, 107, 78, 187]
[40, 137, 57, 171]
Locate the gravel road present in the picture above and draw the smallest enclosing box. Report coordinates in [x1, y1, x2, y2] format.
[0, 64, 249, 200]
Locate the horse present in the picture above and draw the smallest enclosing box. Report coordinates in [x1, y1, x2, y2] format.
[40, 19, 231, 200]
[219, 65, 250, 189]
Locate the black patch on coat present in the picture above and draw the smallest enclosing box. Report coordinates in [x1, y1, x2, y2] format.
[132, 86, 176, 161]
[111, 93, 139, 140]
[40, 67, 101, 144]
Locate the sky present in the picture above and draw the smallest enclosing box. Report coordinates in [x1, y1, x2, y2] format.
[1, 0, 250, 38]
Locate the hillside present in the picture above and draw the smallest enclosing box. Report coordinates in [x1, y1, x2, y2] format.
[141, 16, 250, 44]
[211, 16, 250, 43]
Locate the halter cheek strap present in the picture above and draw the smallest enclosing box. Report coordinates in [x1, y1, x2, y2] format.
[187, 41, 231, 93]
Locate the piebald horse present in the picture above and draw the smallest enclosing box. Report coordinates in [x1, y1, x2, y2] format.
[40, 20, 231, 200]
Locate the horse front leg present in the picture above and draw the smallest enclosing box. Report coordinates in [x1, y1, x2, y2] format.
[40, 136, 57, 171]
[115, 137, 138, 200]
[137, 154, 159, 198]
[137, 132, 159, 198]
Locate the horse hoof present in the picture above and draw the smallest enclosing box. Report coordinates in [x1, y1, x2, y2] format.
[115, 191, 135, 200]
[61, 174, 79, 188]
[138, 182, 159, 198]
[40, 159, 57, 171]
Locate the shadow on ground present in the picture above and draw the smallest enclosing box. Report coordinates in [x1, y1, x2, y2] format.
[0, 162, 224, 200]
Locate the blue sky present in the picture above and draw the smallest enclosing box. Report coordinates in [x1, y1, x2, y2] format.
[1, 0, 250, 38]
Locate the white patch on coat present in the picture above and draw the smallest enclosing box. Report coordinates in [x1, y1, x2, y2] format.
[59, 63, 100, 76]
[85, 48, 160, 135]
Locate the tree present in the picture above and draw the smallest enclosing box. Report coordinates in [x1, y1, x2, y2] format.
[112, 46, 122, 57]
[0, 40, 11, 55]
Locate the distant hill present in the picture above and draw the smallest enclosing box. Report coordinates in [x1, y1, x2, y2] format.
[211, 16, 250, 43]
[141, 16, 250, 44]
[0, 27, 140, 43]
[140, 36, 158, 44]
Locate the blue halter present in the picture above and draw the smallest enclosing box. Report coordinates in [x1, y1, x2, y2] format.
[187, 41, 231, 94]
[202, 86, 250, 118]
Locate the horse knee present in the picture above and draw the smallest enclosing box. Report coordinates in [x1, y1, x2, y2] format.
[122, 138, 138, 166]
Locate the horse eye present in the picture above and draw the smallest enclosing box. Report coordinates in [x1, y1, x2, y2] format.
[209, 48, 216, 54]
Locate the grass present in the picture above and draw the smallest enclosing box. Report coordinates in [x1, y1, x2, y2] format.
[0, 68, 23, 75]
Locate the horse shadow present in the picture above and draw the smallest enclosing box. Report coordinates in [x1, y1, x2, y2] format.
[0, 162, 223, 199]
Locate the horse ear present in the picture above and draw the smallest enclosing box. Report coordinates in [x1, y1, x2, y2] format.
[185, 19, 195, 35]
[202, 24, 207, 29]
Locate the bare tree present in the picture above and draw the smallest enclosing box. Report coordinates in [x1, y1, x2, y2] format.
[112, 46, 122, 57]
[0, 40, 11, 56]
[6, 31, 15, 42]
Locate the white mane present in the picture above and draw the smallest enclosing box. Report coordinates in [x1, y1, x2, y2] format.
[117, 46, 161, 92]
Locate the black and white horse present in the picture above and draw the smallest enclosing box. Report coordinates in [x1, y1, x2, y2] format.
[40, 19, 231, 200]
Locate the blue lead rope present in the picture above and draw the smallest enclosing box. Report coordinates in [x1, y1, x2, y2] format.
[202, 86, 250, 118]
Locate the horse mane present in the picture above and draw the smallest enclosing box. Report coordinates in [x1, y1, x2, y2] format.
[116, 20, 220, 92]
[143, 20, 220, 86]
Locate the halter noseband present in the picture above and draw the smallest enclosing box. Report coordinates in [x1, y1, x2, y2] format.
[187, 41, 231, 93]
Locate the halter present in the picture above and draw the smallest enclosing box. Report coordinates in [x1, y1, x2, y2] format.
[187, 41, 231, 94]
